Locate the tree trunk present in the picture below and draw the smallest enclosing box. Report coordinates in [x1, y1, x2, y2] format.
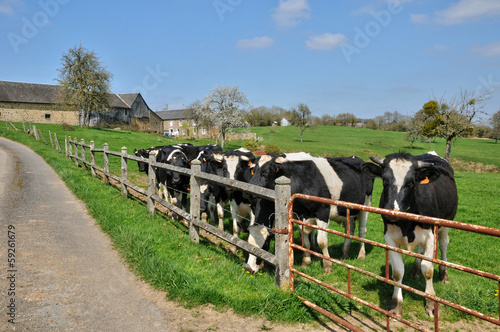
[221, 128, 226, 148]
[300, 127, 304, 142]
[445, 139, 452, 162]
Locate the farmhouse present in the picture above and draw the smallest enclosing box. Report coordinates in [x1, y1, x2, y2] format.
[154, 107, 216, 138]
[0, 80, 152, 131]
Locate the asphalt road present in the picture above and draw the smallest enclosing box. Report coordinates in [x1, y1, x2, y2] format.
[0, 137, 169, 331]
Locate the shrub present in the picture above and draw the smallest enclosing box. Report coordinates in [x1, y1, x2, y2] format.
[62, 123, 75, 131]
[265, 144, 280, 154]
[243, 141, 259, 151]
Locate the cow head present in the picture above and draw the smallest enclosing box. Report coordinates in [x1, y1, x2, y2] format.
[167, 150, 189, 185]
[364, 153, 437, 216]
[134, 148, 151, 173]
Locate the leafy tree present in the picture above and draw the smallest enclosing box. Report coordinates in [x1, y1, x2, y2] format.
[320, 114, 336, 126]
[420, 91, 489, 161]
[290, 103, 313, 142]
[191, 85, 249, 148]
[335, 113, 357, 127]
[56, 45, 112, 127]
[490, 110, 500, 143]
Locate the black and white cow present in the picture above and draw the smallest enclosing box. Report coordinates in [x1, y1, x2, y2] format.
[245, 152, 375, 274]
[156, 146, 190, 210]
[363, 151, 458, 317]
[197, 146, 228, 229]
[224, 148, 256, 235]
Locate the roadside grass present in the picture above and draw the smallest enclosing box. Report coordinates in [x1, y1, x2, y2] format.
[2, 123, 499, 326]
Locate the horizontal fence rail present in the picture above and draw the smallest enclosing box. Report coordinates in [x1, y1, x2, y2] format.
[288, 193, 500, 332]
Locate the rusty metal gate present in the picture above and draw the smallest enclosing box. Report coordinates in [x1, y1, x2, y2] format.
[288, 193, 500, 332]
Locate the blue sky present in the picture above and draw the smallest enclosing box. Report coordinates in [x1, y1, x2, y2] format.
[1, 0, 500, 120]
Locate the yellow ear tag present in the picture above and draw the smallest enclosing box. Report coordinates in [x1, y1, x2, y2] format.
[275, 167, 279, 173]
[420, 177, 430, 184]
[248, 161, 253, 167]
[203, 158, 206, 162]
[251, 169, 254, 175]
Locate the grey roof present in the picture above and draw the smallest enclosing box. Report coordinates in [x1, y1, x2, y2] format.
[0, 80, 59, 104]
[0, 80, 138, 109]
[155, 109, 194, 120]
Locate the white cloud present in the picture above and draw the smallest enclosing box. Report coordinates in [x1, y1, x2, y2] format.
[305, 33, 347, 50]
[272, 0, 310, 27]
[412, 0, 500, 25]
[0, 0, 23, 15]
[472, 41, 500, 57]
[236, 36, 275, 49]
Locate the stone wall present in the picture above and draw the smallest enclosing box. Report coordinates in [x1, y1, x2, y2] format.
[0, 103, 79, 125]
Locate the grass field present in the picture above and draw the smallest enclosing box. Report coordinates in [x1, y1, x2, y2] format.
[2, 122, 499, 328]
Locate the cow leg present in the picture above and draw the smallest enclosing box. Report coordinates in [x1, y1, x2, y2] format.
[385, 232, 404, 316]
[244, 225, 269, 273]
[230, 200, 240, 235]
[411, 244, 423, 280]
[356, 195, 371, 260]
[341, 218, 355, 260]
[421, 230, 437, 318]
[208, 195, 216, 226]
[438, 227, 449, 283]
[317, 219, 332, 273]
[217, 201, 224, 231]
[300, 221, 314, 267]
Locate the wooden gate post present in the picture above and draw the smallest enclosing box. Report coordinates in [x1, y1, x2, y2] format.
[33, 125, 39, 140]
[189, 159, 201, 244]
[81, 139, 86, 169]
[103, 143, 109, 184]
[121, 146, 128, 197]
[274, 176, 291, 290]
[147, 151, 158, 215]
[90, 141, 96, 177]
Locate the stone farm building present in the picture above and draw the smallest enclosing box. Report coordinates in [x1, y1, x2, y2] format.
[0, 80, 153, 131]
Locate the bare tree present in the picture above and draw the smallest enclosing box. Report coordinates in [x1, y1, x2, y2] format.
[190, 85, 249, 148]
[405, 109, 428, 148]
[490, 109, 500, 143]
[56, 45, 112, 127]
[290, 103, 313, 142]
[421, 90, 490, 161]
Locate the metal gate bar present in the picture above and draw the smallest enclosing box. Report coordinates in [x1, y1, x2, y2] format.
[288, 193, 500, 331]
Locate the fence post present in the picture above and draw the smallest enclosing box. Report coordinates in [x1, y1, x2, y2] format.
[22, 120, 26, 133]
[189, 159, 201, 244]
[81, 139, 87, 169]
[147, 151, 157, 215]
[103, 143, 109, 184]
[54, 133, 62, 152]
[73, 138, 79, 167]
[33, 125, 39, 140]
[90, 141, 96, 177]
[274, 176, 291, 290]
[49, 130, 54, 148]
[121, 146, 128, 197]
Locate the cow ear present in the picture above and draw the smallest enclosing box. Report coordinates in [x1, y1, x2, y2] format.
[275, 156, 284, 164]
[416, 168, 440, 184]
[369, 156, 384, 165]
[362, 163, 382, 177]
[241, 155, 249, 161]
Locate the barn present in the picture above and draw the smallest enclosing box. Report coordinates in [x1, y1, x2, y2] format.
[0, 80, 152, 131]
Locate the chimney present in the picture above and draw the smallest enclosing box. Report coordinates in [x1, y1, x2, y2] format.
[165, 104, 168, 111]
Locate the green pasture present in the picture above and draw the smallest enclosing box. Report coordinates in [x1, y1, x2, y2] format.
[1, 122, 499, 328]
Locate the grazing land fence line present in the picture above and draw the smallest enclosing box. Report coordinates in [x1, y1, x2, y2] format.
[57, 132, 291, 289]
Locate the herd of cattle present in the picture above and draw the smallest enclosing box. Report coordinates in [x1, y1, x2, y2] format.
[134, 143, 458, 317]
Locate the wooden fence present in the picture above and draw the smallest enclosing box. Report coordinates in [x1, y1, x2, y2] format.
[59, 135, 292, 288]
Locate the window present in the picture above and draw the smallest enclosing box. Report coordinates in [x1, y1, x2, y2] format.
[44, 113, 51, 120]
[169, 120, 173, 127]
[202, 128, 207, 135]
